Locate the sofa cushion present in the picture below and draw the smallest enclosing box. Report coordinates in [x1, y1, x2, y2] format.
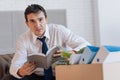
[0, 53, 14, 79]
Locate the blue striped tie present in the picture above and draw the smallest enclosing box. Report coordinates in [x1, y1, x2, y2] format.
[37, 37, 53, 80]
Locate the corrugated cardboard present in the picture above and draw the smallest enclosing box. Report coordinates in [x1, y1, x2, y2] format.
[55, 63, 120, 80]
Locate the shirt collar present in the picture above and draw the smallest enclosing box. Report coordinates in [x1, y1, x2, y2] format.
[44, 25, 50, 40]
[32, 24, 50, 43]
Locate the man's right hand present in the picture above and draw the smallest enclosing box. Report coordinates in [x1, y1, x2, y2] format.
[53, 50, 63, 58]
[53, 50, 77, 58]
[17, 62, 36, 77]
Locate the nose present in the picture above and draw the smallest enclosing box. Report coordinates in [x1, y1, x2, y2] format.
[35, 20, 41, 27]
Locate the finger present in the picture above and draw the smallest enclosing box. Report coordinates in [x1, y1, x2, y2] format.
[25, 64, 36, 72]
[69, 50, 76, 54]
[26, 68, 36, 75]
[53, 53, 61, 57]
[55, 50, 63, 55]
[22, 62, 33, 69]
[25, 65, 36, 75]
[24, 62, 35, 68]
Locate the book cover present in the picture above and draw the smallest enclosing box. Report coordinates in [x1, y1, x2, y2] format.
[27, 46, 60, 69]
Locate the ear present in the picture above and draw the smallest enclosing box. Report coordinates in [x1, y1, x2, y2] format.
[45, 17, 48, 23]
[25, 21, 30, 28]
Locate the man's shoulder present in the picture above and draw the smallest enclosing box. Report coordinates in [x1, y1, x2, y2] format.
[19, 30, 32, 39]
[47, 23, 66, 30]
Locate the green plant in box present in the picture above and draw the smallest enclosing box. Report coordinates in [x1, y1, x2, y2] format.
[60, 51, 72, 64]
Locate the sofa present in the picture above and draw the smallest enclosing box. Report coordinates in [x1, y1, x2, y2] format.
[0, 53, 14, 80]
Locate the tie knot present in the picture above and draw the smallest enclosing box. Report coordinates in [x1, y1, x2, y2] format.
[37, 36, 46, 42]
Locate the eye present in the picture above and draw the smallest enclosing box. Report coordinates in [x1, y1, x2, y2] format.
[29, 19, 35, 23]
[39, 18, 43, 22]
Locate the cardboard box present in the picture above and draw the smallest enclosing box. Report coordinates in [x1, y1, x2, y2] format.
[55, 63, 120, 80]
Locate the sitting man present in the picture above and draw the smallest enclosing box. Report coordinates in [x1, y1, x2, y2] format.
[9, 4, 90, 80]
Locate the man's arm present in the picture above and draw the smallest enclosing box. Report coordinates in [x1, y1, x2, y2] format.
[61, 26, 91, 51]
[9, 35, 33, 78]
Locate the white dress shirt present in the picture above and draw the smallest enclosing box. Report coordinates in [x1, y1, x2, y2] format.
[10, 24, 90, 78]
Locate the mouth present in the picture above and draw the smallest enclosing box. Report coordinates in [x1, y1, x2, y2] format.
[36, 29, 43, 32]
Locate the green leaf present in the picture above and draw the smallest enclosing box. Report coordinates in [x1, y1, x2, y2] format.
[61, 51, 71, 58]
[77, 47, 85, 54]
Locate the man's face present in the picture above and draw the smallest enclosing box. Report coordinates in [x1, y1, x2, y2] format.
[26, 11, 48, 37]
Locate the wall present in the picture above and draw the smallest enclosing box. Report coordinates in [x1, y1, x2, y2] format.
[0, 0, 97, 53]
[98, 0, 120, 46]
[0, 10, 66, 54]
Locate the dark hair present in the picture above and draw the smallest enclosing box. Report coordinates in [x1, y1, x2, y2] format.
[24, 4, 47, 22]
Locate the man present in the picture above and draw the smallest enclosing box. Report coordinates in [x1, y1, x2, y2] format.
[9, 4, 90, 80]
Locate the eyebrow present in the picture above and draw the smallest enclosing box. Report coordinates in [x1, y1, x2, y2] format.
[29, 19, 35, 22]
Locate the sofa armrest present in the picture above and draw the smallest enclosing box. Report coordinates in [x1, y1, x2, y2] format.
[0, 53, 14, 79]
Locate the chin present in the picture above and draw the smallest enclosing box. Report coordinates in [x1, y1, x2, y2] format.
[37, 33, 43, 37]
